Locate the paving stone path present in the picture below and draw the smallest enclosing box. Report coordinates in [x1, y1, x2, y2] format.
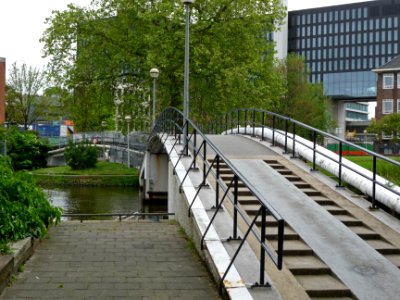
[1, 221, 221, 300]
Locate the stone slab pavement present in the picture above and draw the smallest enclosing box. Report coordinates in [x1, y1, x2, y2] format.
[0, 221, 221, 300]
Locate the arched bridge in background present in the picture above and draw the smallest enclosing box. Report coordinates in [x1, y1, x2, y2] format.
[46, 131, 148, 168]
[140, 107, 400, 299]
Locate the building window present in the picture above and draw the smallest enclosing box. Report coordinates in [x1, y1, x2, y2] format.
[383, 74, 394, 89]
[383, 99, 394, 114]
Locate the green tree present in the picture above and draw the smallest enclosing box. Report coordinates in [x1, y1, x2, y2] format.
[5, 128, 51, 171]
[6, 62, 49, 129]
[368, 113, 400, 141]
[41, 0, 286, 130]
[275, 53, 333, 131]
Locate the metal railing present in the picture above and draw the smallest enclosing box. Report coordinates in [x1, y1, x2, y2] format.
[207, 108, 400, 209]
[62, 212, 175, 222]
[149, 107, 285, 291]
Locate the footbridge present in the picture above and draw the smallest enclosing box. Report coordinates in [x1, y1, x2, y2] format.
[140, 107, 400, 299]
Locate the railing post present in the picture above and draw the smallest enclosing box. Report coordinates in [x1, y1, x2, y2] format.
[259, 205, 267, 286]
[311, 131, 317, 171]
[283, 119, 289, 154]
[336, 141, 344, 188]
[252, 110, 256, 137]
[202, 142, 208, 186]
[232, 176, 239, 240]
[231, 111, 234, 134]
[184, 121, 189, 156]
[237, 110, 240, 133]
[372, 156, 377, 208]
[192, 128, 197, 170]
[261, 111, 265, 141]
[215, 155, 220, 208]
[245, 110, 248, 135]
[225, 114, 228, 135]
[271, 115, 276, 146]
[291, 122, 296, 158]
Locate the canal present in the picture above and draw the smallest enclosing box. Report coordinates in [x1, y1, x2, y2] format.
[43, 186, 166, 220]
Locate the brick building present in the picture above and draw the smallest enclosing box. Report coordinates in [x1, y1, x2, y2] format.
[0, 57, 5, 124]
[373, 55, 400, 121]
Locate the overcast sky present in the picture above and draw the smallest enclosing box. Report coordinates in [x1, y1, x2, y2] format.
[0, 0, 373, 70]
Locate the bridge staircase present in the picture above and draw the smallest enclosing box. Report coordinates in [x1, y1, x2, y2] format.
[209, 152, 400, 299]
[142, 107, 400, 300]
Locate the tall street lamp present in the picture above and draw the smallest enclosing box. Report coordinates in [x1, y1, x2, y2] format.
[150, 68, 160, 128]
[125, 115, 131, 167]
[182, 0, 194, 155]
[101, 120, 107, 159]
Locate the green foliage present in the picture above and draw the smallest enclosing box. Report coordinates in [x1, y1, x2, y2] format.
[0, 156, 62, 248]
[4, 128, 51, 171]
[6, 62, 48, 129]
[367, 113, 400, 141]
[275, 54, 334, 132]
[41, 0, 286, 130]
[64, 141, 99, 170]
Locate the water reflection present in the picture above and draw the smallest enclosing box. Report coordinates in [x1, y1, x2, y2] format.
[43, 186, 140, 215]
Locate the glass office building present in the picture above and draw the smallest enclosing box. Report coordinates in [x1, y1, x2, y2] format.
[288, 0, 400, 100]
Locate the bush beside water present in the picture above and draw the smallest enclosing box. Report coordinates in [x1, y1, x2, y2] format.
[0, 156, 62, 254]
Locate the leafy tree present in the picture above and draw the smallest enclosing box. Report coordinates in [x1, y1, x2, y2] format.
[5, 128, 51, 171]
[64, 140, 98, 170]
[367, 113, 400, 141]
[275, 53, 333, 131]
[41, 0, 286, 130]
[6, 62, 49, 129]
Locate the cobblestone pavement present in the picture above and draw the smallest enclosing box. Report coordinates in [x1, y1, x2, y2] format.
[1, 221, 221, 300]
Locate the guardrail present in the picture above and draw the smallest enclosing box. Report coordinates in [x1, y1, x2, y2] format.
[62, 212, 175, 222]
[150, 107, 285, 291]
[207, 108, 400, 209]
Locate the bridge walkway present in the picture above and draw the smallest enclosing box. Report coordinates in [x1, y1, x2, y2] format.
[0, 221, 221, 300]
[202, 135, 400, 299]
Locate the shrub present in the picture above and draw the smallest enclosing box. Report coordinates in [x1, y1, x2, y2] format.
[4, 127, 51, 171]
[0, 156, 61, 248]
[64, 140, 98, 170]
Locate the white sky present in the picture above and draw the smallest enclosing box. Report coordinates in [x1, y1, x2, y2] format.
[0, 0, 374, 70]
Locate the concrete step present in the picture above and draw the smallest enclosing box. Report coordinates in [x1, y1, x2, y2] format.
[301, 189, 323, 196]
[296, 274, 353, 298]
[348, 226, 381, 239]
[293, 182, 312, 189]
[312, 199, 337, 206]
[285, 255, 329, 274]
[366, 240, 400, 254]
[238, 197, 260, 205]
[283, 175, 302, 182]
[383, 254, 400, 268]
[277, 169, 293, 175]
[335, 215, 364, 226]
[271, 240, 314, 256]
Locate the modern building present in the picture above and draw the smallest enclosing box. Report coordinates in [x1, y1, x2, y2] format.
[288, 0, 400, 138]
[0, 57, 5, 125]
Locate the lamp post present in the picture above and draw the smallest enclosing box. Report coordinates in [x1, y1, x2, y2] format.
[150, 68, 160, 128]
[125, 115, 131, 167]
[101, 120, 107, 159]
[182, 0, 194, 155]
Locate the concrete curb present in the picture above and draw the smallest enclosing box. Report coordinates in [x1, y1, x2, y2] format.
[0, 237, 38, 295]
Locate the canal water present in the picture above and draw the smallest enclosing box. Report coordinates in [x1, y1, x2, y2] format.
[43, 187, 141, 219]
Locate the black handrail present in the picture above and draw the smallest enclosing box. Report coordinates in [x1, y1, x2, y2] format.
[148, 107, 285, 291]
[208, 108, 400, 209]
